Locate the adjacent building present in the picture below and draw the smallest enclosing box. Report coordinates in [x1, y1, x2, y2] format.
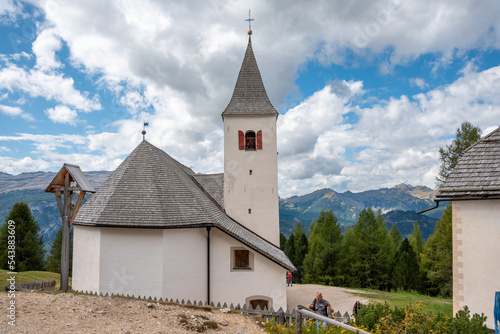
[434, 126, 500, 330]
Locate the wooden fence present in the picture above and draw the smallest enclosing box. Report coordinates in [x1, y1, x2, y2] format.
[295, 305, 370, 334]
[3, 279, 56, 292]
[73, 290, 358, 329]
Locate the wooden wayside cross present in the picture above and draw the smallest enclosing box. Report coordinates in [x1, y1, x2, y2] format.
[45, 163, 96, 292]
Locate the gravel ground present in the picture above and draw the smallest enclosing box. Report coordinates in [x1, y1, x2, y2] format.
[0, 292, 264, 334]
[286, 284, 369, 316]
[1, 285, 368, 333]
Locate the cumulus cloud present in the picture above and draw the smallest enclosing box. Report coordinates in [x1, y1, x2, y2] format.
[45, 105, 79, 125]
[0, 104, 34, 121]
[32, 28, 63, 71]
[0, 64, 101, 112]
[277, 64, 500, 196]
[1, 0, 500, 196]
[0, 156, 51, 174]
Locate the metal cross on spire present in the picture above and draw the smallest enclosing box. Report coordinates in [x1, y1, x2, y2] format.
[245, 9, 254, 35]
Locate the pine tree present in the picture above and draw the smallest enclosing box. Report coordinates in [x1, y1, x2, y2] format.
[437, 121, 482, 186]
[292, 222, 308, 283]
[339, 225, 357, 287]
[284, 233, 296, 265]
[47, 227, 73, 276]
[303, 210, 342, 285]
[392, 238, 420, 291]
[409, 220, 424, 257]
[388, 224, 402, 254]
[341, 208, 392, 289]
[0, 202, 45, 271]
[279, 233, 287, 251]
[422, 205, 453, 297]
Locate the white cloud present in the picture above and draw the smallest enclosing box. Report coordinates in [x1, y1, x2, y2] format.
[277, 65, 500, 196]
[0, 64, 101, 111]
[0, 104, 34, 121]
[45, 105, 78, 125]
[0, 156, 51, 174]
[1, 0, 500, 197]
[409, 78, 427, 89]
[32, 28, 63, 71]
[0, 0, 20, 20]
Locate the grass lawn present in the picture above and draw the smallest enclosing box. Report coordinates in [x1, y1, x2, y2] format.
[0, 269, 71, 290]
[346, 287, 453, 316]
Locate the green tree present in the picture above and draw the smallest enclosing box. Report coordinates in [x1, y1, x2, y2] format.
[47, 227, 73, 276]
[279, 233, 287, 251]
[437, 121, 482, 186]
[388, 224, 402, 255]
[284, 233, 296, 264]
[0, 202, 45, 271]
[422, 205, 453, 297]
[340, 208, 392, 289]
[292, 222, 308, 283]
[409, 220, 424, 257]
[303, 210, 342, 285]
[392, 238, 420, 291]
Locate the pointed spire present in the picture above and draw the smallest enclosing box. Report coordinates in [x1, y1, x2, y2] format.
[222, 36, 278, 117]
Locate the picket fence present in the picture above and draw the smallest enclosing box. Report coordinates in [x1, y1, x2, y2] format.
[75, 289, 353, 325]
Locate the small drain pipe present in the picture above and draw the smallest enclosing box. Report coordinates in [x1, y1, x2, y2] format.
[206, 226, 211, 305]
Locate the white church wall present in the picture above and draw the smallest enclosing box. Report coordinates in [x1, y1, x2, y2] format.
[453, 200, 500, 330]
[73, 225, 101, 293]
[99, 228, 163, 299]
[162, 228, 208, 302]
[223, 115, 280, 246]
[210, 228, 287, 310]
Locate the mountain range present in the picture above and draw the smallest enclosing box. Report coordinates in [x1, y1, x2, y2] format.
[279, 183, 445, 239]
[0, 171, 444, 245]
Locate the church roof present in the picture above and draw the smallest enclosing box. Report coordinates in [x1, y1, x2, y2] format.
[435, 126, 500, 200]
[74, 141, 294, 270]
[222, 38, 278, 117]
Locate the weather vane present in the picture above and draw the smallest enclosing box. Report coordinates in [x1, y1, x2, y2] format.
[245, 9, 254, 35]
[142, 122, 149, 141]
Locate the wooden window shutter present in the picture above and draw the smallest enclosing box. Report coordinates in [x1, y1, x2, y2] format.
[238, 131, 244, 150]
[256, 130, 262, 149]
[234, 250, 249, 268]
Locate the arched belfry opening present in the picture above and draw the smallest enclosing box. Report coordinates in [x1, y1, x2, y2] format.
[245, 131, 256, 150]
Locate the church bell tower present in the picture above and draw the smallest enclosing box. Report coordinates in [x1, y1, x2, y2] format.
[222, 26, 280, 246]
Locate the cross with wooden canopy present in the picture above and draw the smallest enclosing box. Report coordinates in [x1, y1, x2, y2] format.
[45, 163, 96, 292]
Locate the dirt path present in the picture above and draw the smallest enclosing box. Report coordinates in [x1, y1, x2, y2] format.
[286, 284, 370, 315]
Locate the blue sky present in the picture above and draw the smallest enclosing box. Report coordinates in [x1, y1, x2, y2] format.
[0, 0, 499, 197]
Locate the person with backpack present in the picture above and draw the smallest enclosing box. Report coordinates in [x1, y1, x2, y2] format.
[308, 292, 334, 329]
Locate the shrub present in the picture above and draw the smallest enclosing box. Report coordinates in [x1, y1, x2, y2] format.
[354, 301, 489, 334]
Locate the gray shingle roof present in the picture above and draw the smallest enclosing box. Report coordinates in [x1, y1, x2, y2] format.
[193, 173, 224, 209]
[435, 126, 500, 199]
[46, 163, 96, 193]
[74, 141, 294, 271]
[222, 38, 278, 116]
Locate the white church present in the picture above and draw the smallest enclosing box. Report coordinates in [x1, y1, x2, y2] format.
[72, 31, 295, 311]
